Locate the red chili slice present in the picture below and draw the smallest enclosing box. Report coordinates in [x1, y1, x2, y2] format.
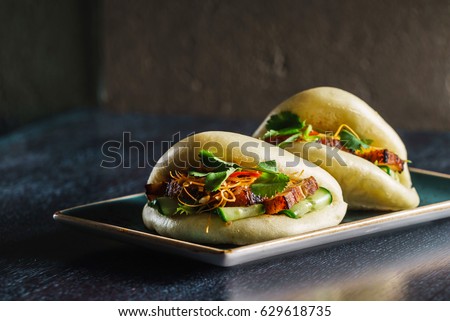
[229, 171, 261, 178]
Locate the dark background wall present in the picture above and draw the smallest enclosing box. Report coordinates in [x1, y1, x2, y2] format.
[0, 0, 97, 134]
[102, 0, 450, 130]
[1, 0, 450, 133]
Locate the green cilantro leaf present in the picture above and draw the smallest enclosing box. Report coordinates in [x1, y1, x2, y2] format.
[205, 167, 236, 192]
[262, 127, 301, 140]
[255, 160, 278, 173]
[340, 129, 373, 151]
[188, 170, 209, 177]
[251, 172, 290, 197]
[266, 111, 304, 131]
[199, 149, 238, 171]
[278, 133, 302, 149]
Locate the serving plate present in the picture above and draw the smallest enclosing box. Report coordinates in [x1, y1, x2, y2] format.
[53, 168, 450, 267]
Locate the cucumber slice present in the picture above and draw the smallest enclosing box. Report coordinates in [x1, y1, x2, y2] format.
[281, 187, 332, 219]
[379, 165, 391, 175]
[217, 204, 265, 222]
[379, 165, 399, 181]
[284, 200, 313, 218]
[152, 197, 178, 216]
[308, 187, 333, 210]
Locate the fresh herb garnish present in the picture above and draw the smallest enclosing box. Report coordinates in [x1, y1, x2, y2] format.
[255, 160, 278, 173]
[262, 127, 302, 140]
[253, 161, 292, 197]
[199, 149, 238, 171]
[278, 133, 302, 149]
[197, 150, 238, 191]
[340, 129, 373, 151]
[188, 170, 209, 177]
[266, 111, 305, 131]
[204, 167, 236, 192]
[197, 150, 289, 196]
[263, 112, 319, 148]
[251, 171, 290, 198]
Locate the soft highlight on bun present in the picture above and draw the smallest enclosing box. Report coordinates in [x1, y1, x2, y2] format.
[143, 131, 347, 245]
[253, 87, 420, 210]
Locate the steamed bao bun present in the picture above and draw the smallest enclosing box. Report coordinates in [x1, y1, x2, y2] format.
[253, 87, 420, 210]
[142, 131, 347, 245]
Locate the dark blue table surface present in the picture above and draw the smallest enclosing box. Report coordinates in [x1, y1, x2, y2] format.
[1, 110, 449, 300]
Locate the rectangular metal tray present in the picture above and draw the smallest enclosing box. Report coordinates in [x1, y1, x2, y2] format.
[53, 168, 450, 266]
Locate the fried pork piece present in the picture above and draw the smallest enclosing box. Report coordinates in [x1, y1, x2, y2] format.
[263, 176, 319, 215]
[300, 175, 320, 196]
[319, 136, 351, 152]
[357, 148, 405, 173]
[145, 182, 167, 200]
[230, 186, 267, 207]
[146, 179, 197, 201]
[165, 179, 205, 203]
[264, 135, 291, 146]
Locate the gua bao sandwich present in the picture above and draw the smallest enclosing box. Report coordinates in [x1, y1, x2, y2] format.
[143, 131, 347, 245]
[253, 87, 420, 210]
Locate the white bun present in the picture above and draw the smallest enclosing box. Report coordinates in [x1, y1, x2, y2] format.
[253, 87, 420, 210]
[143, 131, 347, 245]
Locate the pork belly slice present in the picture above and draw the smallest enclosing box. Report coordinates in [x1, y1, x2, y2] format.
[263, 176, 318, 215]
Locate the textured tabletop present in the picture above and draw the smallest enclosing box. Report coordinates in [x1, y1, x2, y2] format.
[1, 110, 449, 300]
